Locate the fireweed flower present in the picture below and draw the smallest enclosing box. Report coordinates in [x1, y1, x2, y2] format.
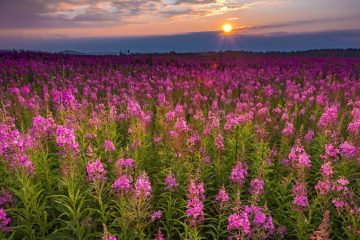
[154, 228, 166, 240]
[287, 143, 311, 169]
[164, 174, 177, 190]
[112, 175, 132, 196]
[318, 105, 338, 128]
[339, 141, 357, 158]
[230, 161, 248, 186]
[244, 205, 275, 237]
[215, 134, 224, 150]
[282, 122, 294, 136]
[86, 160, 107, 182]
[292, 183, 309, 210]
[0, 208, 11, 233]
[324, 144, 339, 158]
[249, 178, 264, 197]
[227, 211, 251, 236]
[311, 210, 330, 240]
[186, 179, 205, 226]
[0, 190, 14, 207]
[304, 129, 314, 142]
[134, 173, 152, 199]
[116, 158, 135, 169]
[55, 125, 79, 153]
[215, 186, 229, 205]
[103, 140, 115, 152]
[151, 210, 163, 222]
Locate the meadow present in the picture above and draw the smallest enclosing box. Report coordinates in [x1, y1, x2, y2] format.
[0, 51, 359, 239]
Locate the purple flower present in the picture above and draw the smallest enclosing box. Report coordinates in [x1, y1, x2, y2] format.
[86, 160, 107, 182]
[186, 179, 205, 226]
[55, 125, 79, 153]
[103, 140, 115, 152]
[287, 144, 311, 169]
[215, 186, 229, 204]
[215, 134, 224, 150]
[292, 183, 309, 210]
[318, 105, 338, 128]
[116, 158, 135, 169]
[282, 122, 294, 136]
[154, 228, 166, 240]
[339, 141, 357, 158]
[249, 178, 264, 196]
[112, 175, 132, 196]
[230, 161, 248, 186]
[0, 208, 11, 233]
[151, 210, 163, 222]
[164, 174, 177, 190]
[227, 211, 250, 235]
[134, 173, 152, 199]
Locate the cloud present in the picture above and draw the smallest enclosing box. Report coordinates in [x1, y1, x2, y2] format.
[0, 0, 286, 29]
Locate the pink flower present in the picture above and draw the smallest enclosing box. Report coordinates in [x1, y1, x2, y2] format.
[112, 175, 132, 195]
[86, 160, 107, 182]
[249, 178, 264, 196]
[230, 161, 248, 186]
[0, 208, 11, 233]
[227, 211, 250, 235]
[55, 125, 79, 153]
[339, 142, 357, 158]
[215, 134, 224, 150]
[134, 173, 152, 199]
[151, 210, 163, 222]
[215, 186, 229, 204]
[116, 158, 135, 169]
[164, 174, 177, 190]
[104, 140, 115, 152]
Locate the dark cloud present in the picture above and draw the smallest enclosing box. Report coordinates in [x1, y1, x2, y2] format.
[0, 0, 161, 29]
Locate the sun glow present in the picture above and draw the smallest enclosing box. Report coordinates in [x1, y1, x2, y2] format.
[222, 23, 233, 33]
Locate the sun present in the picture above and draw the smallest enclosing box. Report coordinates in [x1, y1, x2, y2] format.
[222, 23, 233, 33]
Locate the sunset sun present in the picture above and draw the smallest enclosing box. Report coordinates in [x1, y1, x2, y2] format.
[222, 23, 233, 33]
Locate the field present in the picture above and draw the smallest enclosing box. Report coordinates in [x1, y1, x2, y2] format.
[0, 51, 359, 240]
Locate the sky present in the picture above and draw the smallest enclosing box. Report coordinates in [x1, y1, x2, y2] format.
[0, 0, 359, 53]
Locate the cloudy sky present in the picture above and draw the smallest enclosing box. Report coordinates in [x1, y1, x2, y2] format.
[0, 0, 359, 52]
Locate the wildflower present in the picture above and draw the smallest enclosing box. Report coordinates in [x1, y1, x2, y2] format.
[0, 208, 11, 233]
[116, 158, 135, 169]
[304, 129, 314, 142]
[151, 210, 163, 222]
[339, 141, 357, 158]
[103, 140, 115, 152]
[318, 105, 338, 128]
[282, 122, 294, 136]
[249, 178, 264, 196]
[86, 160, 107, 182]
[55, 125, 79, 153]
[215, 134, 224, 150]
[324, 144, 339, 158]
[230, 161, 248, 186]
[292, 183, 309, 210]
[134, 173, 152, 199]
[311, 210, 330, 240]
[112, 175, 132, 196]
[164, 174, 177, 190]
[227, 211, 251, 235]
[287, 144, 311, 169]
[215, 186, 229, 205]
[186, 179, 205, 226]
[154, 228, 166, 240]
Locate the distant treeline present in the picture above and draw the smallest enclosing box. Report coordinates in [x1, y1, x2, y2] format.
[1, 48, 360, 57]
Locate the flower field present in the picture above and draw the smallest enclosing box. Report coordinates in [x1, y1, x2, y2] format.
[0, 51, 359, 239]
